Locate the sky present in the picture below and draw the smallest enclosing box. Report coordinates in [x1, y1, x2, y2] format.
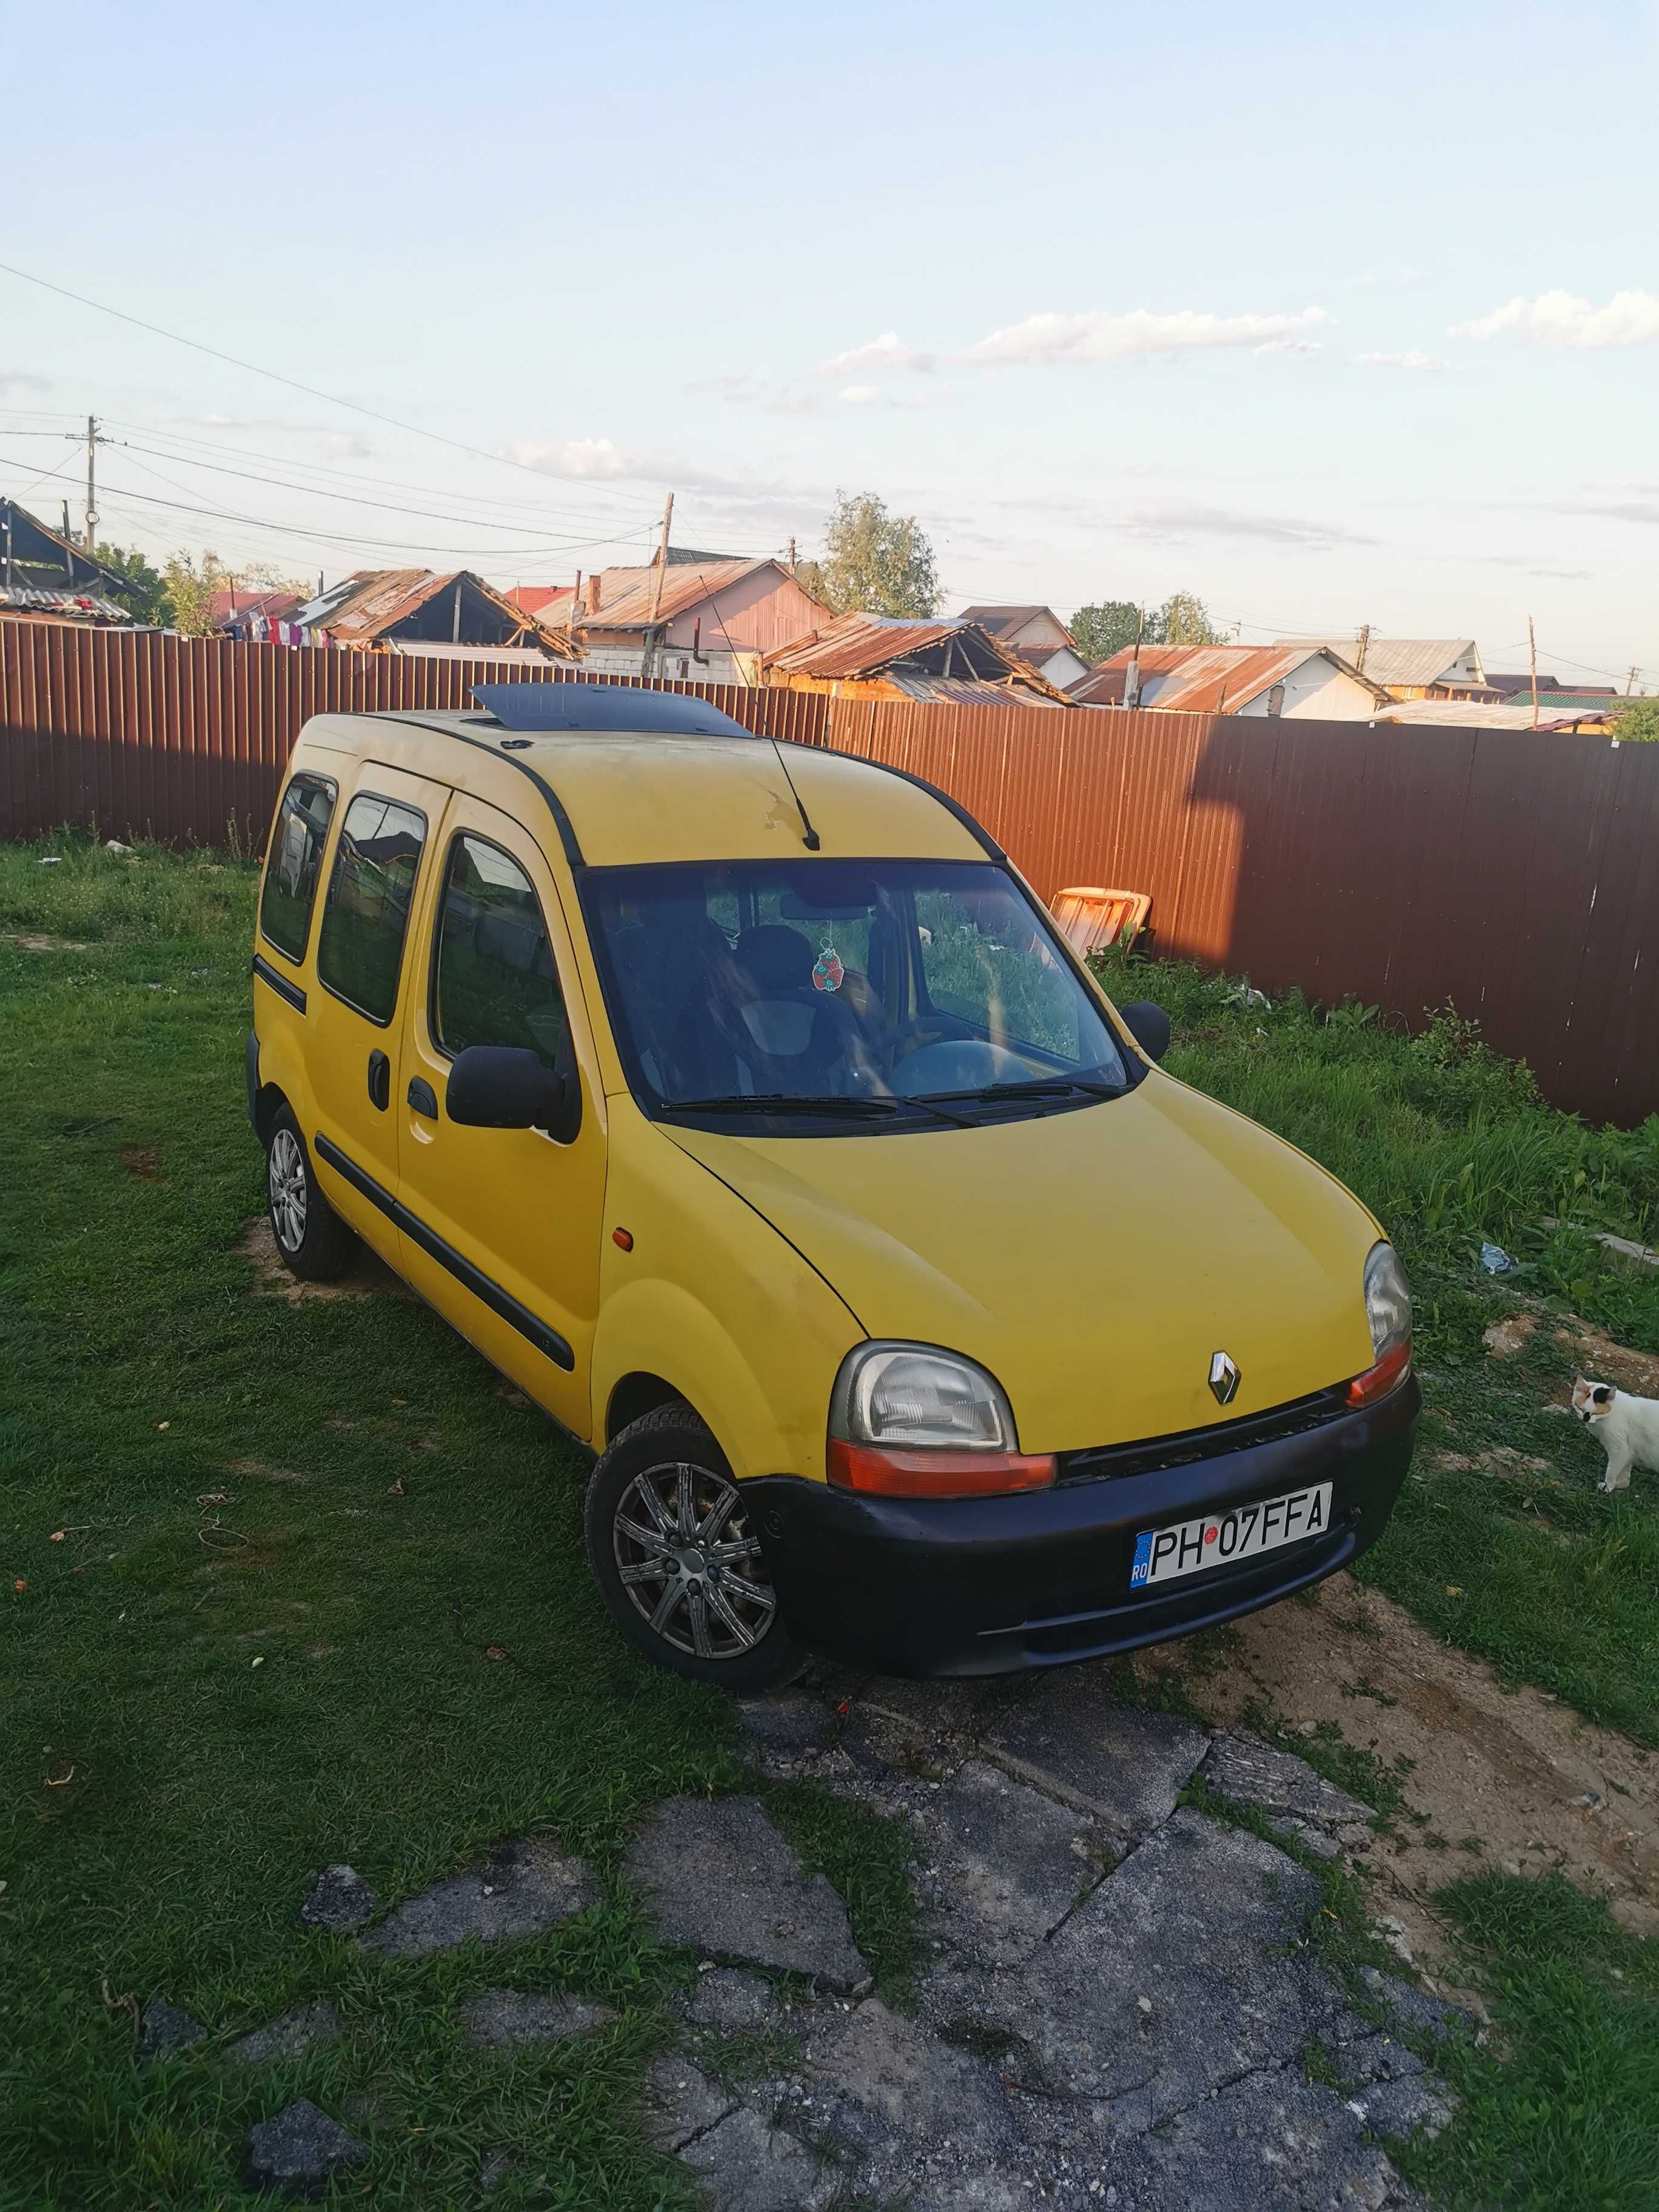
[4, 0, 1657, 684]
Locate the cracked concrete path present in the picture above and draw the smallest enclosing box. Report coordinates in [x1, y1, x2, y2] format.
[646, 1665, 1466, 2210]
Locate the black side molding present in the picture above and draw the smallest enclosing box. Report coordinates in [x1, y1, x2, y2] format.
[251, 953, 307, 1013]
[312, 1133, 574, 1371]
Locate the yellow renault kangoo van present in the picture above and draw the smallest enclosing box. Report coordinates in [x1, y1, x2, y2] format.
[247, 685, 1416, 1688]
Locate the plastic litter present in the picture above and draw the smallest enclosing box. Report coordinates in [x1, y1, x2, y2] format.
[1227, 983, 1271, 1010]
[1479, 1241, 1517, 1275]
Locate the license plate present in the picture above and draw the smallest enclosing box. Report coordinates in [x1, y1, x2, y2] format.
[1130, 1483, 1333, 1589]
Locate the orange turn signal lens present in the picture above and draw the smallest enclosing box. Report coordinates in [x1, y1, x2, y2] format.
[827, 1438, 1056, 1499]
[1346, 1338, 1412, 1408]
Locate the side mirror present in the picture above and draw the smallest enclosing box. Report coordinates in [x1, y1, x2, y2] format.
[445, 1045, 581, 1143]
[1119, 1000, 1170, 1064]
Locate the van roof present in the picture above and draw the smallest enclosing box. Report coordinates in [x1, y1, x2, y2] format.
[296, 709, 993, 871]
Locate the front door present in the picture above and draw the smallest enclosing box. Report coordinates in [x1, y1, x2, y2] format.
[394, 797, 606, 1439]
[305, 762, 452, 1250]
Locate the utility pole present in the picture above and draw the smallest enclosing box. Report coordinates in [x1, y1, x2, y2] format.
[644, 492, 674, 677]
[786, 535, 797, 574]
[1124, 606, 1144, 710]
[84, 414, 99, 552]
[1528, 615, 1540, 730]
[1353, 622, 1371, 677]
[1626, 665, 1639, 696]
[568, 571, 582, 645]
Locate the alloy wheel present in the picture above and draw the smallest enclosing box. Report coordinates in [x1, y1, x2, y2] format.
[268, 1128, 308, 1253]
[612, 1460, 776, 1660]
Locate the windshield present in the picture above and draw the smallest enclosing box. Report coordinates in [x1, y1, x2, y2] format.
[585, 858, 1131, 1128]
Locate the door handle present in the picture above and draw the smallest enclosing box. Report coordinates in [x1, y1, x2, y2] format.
[367, 1050, 390, 1111]
[407, 1076, 439, 1120]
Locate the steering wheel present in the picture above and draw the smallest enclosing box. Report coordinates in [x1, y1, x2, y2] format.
[883, 1013, 976, 1068]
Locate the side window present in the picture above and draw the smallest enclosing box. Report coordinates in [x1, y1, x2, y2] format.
[258, 773, 336, 962]
[316, 792, 427, 1025]
[432, 834, 568, 1069]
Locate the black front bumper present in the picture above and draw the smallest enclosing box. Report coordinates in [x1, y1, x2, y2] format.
[746, 1378, 1418, 1678]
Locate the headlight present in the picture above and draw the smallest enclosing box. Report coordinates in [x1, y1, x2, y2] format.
[831, 1342, 1014, 1450]
[1363, 1242, 1411, 1359]
[1350, 1243, 1412, 1408]
[828, 1343, 1053, 1497]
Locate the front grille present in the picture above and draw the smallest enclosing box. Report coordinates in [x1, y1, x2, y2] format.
[1056, 1388, 1350, 1488]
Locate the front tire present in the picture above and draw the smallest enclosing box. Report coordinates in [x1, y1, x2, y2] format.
[265, 1103, 359, 1282]
[585, 1406, 802, 1690]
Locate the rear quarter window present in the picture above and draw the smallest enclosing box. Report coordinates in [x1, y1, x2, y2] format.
[259, 773, 337, 962]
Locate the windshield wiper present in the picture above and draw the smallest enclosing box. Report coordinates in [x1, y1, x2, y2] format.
[662, 1092, 900, 1118]
[917, 1073, 1128, 1106]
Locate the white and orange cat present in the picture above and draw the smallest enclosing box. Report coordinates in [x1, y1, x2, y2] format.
[1571, 1374, 1659, 1493]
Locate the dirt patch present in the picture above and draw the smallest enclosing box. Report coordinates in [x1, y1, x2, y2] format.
[1182, 1574, 1659, 1965]
[1554, 1322, 1659, 1398]
[236, 1217, 414, 1303]
[120, 1145, 163, 1182]
[1435, 1446, 1552, 1476]
[6, 933, 91, 953]
[227, 1456, 309, 1484]
[1483, 1313, 1540, 1358]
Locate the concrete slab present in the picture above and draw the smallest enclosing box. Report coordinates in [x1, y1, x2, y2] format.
[984, 1674, 1208, 1835]
[359, 1835, 595, 1962]
[242, 2099, 367, 2200]
[227, 1999, 341, 2067]
[626, 1797, 868, 1991]
[458, 1989, 615, 2051]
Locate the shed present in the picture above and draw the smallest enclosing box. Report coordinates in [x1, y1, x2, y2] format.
[762, 611, 1074, 706]
[0, 499, 139, 625]
[1073, 642, 1390, 720]
[292, 569, 577, 654]
[956, 603, 1088, 690]
[575, 554, 833, 683]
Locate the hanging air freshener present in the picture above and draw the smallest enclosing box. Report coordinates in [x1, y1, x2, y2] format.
[811, 933, 845, 993]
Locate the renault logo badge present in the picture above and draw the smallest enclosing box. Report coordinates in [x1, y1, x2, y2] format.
[1208, 1351, 1241, 1406]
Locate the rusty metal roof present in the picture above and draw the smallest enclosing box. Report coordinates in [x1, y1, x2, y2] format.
[1278, 637, 1483, 690]
[1077, 642, 1390, 715]
[295, 568, 576, 654]
[762, 610, 1071, 700]
[585, 557, 789, 632]
[956, 603, 1076, 648]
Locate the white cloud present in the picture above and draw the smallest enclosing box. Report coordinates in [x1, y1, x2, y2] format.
[1452, 289, 1659, 347]
[837, 385, 878, 406]
[1121, 500, 1372, 550]
[506, 437, 634, 480]
[0, 370, 52, 393]
[819, 332, 936, 377]
[1254, 338, 1322, 357]
[961, 306, 1327, 368]
[1356, 350, 1446, 370]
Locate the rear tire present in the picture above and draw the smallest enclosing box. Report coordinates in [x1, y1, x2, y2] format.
[265, 1103, 359, 1282]
[585, 1404, 803, 1691]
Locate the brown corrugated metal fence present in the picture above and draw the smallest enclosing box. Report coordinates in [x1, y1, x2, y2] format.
[4, 620, 1656, 1125]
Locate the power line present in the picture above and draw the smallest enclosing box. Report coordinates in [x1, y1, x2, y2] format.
[73, 477, 661, 561]
[0, 256, 689, 514]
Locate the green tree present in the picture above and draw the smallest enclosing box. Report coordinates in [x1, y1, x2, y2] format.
[93, 542, 172, 627]
[1612, 697, 1659, 740]
[160, 549, 309, 638]
[1067, 590, 1224, 665]
[799, 491, 940, 618]
[1070, 600, 1144, 663]
[1159, 590, 1223, 646]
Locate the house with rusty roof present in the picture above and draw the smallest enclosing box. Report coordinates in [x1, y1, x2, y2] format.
[571, 553, 832, 683]
[956, 604, 1088, 691]
[0, 498, 141, 626]
[761, 611, 1074, 707]
[1073, 642, 1392, 719]
[292, 569, 577, 655]
[1275, 636, 1491, 700]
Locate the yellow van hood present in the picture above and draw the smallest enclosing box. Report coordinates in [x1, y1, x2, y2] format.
[666, 1079, 1382, 1455]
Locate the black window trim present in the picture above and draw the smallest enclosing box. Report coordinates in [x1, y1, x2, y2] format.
[315, 788, 431, 1031]
[424, 823, 571, 1073]
[256, 768, 339, 969]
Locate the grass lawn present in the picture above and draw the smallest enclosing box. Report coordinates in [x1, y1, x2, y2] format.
[2, 834, 1655, 2209]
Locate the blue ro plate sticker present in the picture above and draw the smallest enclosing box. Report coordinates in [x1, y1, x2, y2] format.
[1131, 1483, 1332, 1590]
